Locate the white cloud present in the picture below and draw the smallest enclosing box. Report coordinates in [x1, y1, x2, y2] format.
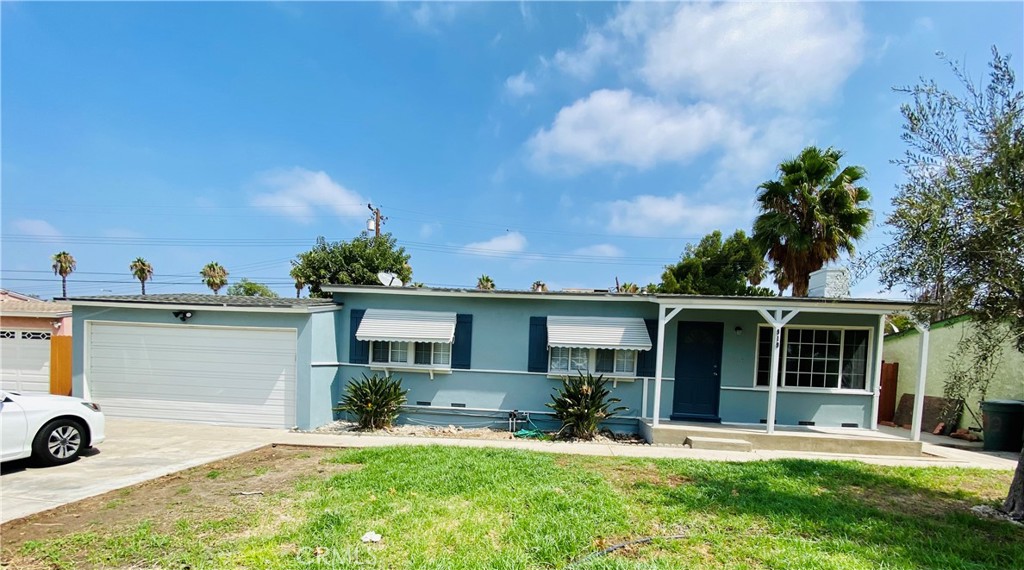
[504, 72, 536, 97]
[601, 194, 754, 237]
[525, 3, 864, 175]
[410, 2, 463, 31]
[527, 89, 748, 171]
[462, 232, 527, 256]
[419, 222, 441, 239]
[250, 167, 366, 224]
[551, 28, 619, 80]
[639, 3, 864, 110]
[11, 218, 61, 238]
[573, 244, 624, 258]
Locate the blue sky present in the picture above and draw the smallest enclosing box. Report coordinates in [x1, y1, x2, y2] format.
[2, 1, 1022, 299]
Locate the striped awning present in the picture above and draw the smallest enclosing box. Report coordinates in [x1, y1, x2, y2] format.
[356, 309, 457, 343]
[547, 316, 652, 351]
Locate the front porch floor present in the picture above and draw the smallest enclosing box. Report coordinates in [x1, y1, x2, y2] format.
[639, 419, 924, 457]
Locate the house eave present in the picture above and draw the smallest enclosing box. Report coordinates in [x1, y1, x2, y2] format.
[67, 299, 340, 314]
[323, 285, 916, 313]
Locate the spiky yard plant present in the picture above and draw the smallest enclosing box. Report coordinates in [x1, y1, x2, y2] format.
[547, 372, 627, 440]
[336, 373, 407, 430]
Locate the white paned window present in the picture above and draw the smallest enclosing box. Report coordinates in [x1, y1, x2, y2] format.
[552, 347, 637, 377]
[22, 331, 51, 341]
[372, 341, 451, 369]
[550, 346, 570, 372]
[755, 326, 870, 390]
[390, 342, 408, 363]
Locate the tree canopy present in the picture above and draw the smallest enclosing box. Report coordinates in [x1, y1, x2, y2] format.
[51, 251, 76, 298]
[226, 279, 278, 298]
[873, 47, 1023, 520]
[658, 230, 773, 297]
[291, 233, 413, 298]
[876, 47, 1023, 346]
[753, 146, 872, 296]
[129, 257, 153, 295]
[200, 262, 229, 295]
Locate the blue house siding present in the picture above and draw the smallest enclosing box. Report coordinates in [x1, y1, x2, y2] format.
[324, 294, 659, 432]
[324, 292, 884, 432]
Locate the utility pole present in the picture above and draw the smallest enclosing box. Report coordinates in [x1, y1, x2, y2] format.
[367, 203, 387, 237]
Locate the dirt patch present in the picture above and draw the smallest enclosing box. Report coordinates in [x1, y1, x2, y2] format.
[0, 445, 356, 556]
[304, 420, 647, 444]
[556, 456, 690, 489]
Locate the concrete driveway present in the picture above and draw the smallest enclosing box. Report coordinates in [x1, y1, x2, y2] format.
[1, 418, 278, 523]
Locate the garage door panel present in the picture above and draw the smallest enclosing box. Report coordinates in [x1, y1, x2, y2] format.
[86, 322, 297, 428]
[87, 360, 296, 383]
[95, 398, 293, 427]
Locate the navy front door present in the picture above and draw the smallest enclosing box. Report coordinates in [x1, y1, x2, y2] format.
[671, 321, 723, 422]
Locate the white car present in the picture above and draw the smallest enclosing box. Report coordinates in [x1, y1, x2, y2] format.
[1, 391, 106, 466]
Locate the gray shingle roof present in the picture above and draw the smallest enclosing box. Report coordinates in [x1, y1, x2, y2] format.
[66, 294, 336, 309]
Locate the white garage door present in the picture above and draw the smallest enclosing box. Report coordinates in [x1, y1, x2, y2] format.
[0, 329, 52, 394]
[85, 322, 297, 428]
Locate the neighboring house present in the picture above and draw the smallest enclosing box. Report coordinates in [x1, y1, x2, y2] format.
[883, 315, 1024, 429]
[67, 269, 916, 437]
[0, 289, 72, 395]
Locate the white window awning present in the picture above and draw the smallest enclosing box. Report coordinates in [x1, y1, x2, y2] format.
[547, 316, 652, 351]
[356, 309, 457, 343]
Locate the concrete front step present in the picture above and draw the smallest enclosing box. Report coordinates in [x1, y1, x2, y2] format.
[684, 436, 754, 452]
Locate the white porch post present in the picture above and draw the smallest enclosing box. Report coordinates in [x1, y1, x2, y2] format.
[910, 323, 931, 442]
[757, 308, 799, 434]
[641, 377, 649, 419]
[652, 306, 682, 426]
[869, 314, 886, 430]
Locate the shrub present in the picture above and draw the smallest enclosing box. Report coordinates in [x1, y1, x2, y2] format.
[336, 373, 407, 430]
[546, 372, 627, 440]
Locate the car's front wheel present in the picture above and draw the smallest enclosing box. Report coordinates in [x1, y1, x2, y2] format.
[32, 419, 86, 466]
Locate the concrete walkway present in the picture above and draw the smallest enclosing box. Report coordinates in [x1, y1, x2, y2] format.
[1, 419, 1017, 524]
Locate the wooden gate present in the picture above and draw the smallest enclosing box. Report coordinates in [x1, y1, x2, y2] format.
[877, 361, 899, 423]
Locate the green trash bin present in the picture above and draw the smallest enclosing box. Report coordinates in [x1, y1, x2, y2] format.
[981, 400, 1024, 452]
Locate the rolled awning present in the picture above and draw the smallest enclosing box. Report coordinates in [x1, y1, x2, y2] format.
[355, 309, 457, 343]
[547, 316, 652, 351]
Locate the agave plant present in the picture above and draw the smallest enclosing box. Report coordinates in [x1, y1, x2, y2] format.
[546, 372, 627, 440]
[335, 373, 407, 430]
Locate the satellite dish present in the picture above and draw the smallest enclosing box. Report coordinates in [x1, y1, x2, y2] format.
[377, 272, 403, 287]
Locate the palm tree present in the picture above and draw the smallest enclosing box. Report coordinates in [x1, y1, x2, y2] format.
[289, 265, 305, 299]
[618, 282, 640, 294]
[129, 257, 154, 295]
[752, 146, 872, 296]
[476, 274, 495, 290]
[531, 280, 548, 292]
[51, 251, 76, 298]
[200, 262, 229, 295]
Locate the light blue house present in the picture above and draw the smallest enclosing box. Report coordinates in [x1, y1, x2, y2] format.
[321, 284, 912, 436]
[67, 274, 917, 441]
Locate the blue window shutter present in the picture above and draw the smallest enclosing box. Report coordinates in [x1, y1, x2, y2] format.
[350, 309, 369, 364]
[636, 318, 658, 377]
[528, 316, 548, 372]
[452, 314, 473, 369]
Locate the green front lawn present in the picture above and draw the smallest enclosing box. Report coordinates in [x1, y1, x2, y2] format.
[15, 446, 1024, 569]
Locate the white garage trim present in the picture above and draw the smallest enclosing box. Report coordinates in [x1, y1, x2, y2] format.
[84, 320, 298, 428]
[0, 328, 52, 394]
